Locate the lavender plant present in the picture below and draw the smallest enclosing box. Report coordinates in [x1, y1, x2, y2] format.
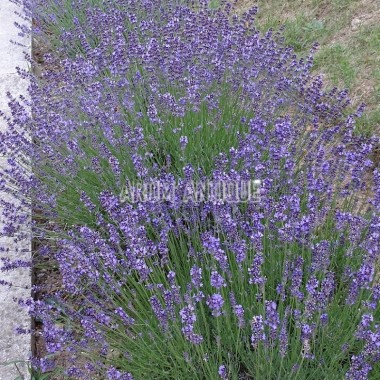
[1, 1, 380, 379]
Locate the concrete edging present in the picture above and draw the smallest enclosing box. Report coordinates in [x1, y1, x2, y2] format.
[0, 1, 31, 379]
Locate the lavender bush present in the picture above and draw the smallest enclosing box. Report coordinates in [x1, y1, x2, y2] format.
[1, 0, 380, 379]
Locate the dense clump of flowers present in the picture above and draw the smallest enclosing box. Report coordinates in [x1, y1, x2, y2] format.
[1, 0, 380, 379]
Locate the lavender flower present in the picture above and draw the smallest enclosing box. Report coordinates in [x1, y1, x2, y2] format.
[279, 308, 289, 358]
[114, 308, 135, 326]
[202, 233, 229, 273]
[179, 136, 188, 150]
[248, 252, 266, 286]
[179, 304, 203, 345]
[218, 364, 228, 379]
[210, 271, 226, 289]
[190, 265, 203, 289]
[290, 257, 304, 301]
[251, 315, 266, 348]
[206, 294, 224, 317]
[233, 304, 245, 329]
[106, 367, 134, 380]
[265, 301, 280, 341]
[150, 296, 168, 330]
[346, 355, 372, 380]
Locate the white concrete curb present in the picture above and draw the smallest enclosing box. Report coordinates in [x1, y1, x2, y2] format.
[0, 1, 31, 379]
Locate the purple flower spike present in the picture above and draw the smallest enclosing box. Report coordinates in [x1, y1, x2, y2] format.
[210, 271, 226, 289]
[218, 364, 228, 379]
[251, 315, 266, 348]
[206, 294, 224, 317]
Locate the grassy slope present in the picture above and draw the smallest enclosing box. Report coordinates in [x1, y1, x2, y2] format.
[236, 0, 380, 136]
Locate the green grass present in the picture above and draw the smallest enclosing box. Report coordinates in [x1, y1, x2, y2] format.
[313, 44, 356, 89]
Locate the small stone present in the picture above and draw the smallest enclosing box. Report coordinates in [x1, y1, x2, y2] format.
[351, 18, 362, 31]
[106, 348, 122, 360]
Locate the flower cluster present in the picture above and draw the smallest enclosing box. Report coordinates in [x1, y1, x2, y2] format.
[1, 0, 379, 379]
